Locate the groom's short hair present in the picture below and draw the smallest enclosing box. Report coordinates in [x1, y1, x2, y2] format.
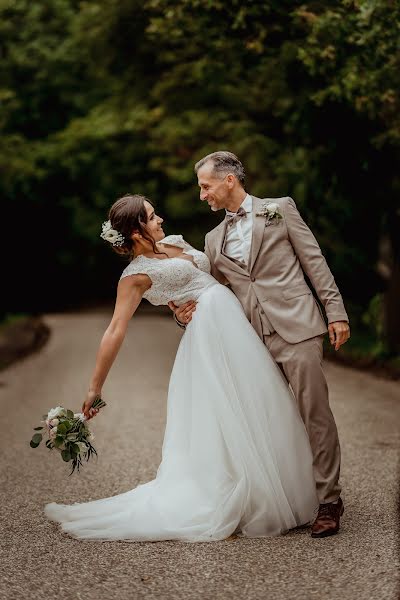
[194, 151, 245, 187]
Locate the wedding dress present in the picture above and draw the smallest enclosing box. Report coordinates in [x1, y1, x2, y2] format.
[45, 235, 318, 541]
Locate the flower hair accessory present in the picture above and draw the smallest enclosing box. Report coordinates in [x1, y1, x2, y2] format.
[100, 220, 125, 246]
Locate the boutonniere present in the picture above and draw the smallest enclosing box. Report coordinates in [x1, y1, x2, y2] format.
[256, 202, 283, 225]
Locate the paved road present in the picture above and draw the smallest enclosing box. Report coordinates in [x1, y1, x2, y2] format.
[0, 309, 399, 600]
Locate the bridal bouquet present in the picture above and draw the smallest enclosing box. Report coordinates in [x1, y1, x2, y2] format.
[30, 397, 106, 474]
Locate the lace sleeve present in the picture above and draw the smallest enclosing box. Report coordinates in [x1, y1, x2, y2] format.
[161, 234, 185, 248]
[119, 257, 157, 284]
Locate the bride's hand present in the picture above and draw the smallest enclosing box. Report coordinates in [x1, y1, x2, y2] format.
[168, 300, 197, 325]
[82, 390, 101, 420]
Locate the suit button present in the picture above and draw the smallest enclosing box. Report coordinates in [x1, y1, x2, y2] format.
[250, 276, 255, 282]
[260, 309, 265, 315]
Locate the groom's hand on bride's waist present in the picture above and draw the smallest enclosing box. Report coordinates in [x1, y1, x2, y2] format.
[328, 321, 350, 351]
[168, 300, 197, 328]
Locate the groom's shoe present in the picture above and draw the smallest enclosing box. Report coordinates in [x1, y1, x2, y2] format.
[311, 498, 344, 538]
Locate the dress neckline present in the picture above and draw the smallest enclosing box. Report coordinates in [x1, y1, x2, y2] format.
[134, 237, 195, 265]
[136, 253, 193, 263]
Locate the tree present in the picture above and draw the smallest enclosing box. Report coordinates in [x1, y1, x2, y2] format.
[294, 0, 400, 352]
[1, 0, 398, 354]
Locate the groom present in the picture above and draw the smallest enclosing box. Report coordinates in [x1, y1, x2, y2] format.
[169, 151, 350, 538]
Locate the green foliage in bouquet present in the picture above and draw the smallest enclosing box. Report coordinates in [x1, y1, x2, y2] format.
[30, 397, 106, 474]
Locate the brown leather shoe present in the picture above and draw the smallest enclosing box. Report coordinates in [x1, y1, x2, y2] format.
[311, 498, 344, 538]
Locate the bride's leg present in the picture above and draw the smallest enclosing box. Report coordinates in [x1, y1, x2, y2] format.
[264, 332, 341, 505]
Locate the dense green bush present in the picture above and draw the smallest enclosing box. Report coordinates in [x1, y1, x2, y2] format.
[1, 0, 399, 354]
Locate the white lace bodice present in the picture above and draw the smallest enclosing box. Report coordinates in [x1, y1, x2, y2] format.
[120, 235, 218, 306]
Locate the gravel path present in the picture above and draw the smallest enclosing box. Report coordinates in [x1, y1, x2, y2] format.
[0, 309, 399, 600]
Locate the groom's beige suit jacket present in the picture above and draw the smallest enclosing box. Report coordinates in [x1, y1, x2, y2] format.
[204, 196, 348, 344]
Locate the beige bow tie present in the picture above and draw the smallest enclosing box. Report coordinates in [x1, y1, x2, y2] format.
[226, 206, 247, 227]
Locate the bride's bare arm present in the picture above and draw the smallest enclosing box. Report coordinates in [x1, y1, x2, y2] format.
[82, 274, 151, 418]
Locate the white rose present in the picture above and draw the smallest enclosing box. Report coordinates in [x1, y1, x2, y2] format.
[103, 229, 120, 243]
[50, 418, 59, 427]
[74, 412, 86, 422]
[100, 220, 124, 246]
[47, 406, 65, 420]
[267, 202, 278, 213]
[49, 427, 57, 439]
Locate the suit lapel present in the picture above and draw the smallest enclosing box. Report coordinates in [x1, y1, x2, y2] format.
[214, 220, 227, 256]
[212, 219, 248, 276]
[249, 196, 265, 272]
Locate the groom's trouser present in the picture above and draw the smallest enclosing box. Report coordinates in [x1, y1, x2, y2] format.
[263, 332, 341, 505]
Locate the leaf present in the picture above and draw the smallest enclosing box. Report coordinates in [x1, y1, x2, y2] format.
[85, 442, 98, 461]
[33, 426, 44, 431]
[66, 410, 74, 419]
[61, 449, 71, 462]
[56, 423, 67, 435]
[31, 433, 42, 445]
[70, 444, 80, 458]
[54, 436, 64, 448]
[30, 440, 40, 448]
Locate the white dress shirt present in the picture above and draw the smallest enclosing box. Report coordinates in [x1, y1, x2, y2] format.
[224, 194, 253, 265]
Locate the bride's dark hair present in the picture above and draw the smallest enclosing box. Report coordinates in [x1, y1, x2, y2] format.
[108, 194, 165, 258]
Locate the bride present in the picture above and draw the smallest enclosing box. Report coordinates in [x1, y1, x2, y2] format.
[45, 193, 318, 541]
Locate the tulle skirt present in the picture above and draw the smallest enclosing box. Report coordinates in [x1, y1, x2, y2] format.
[45, 284, 318, 541]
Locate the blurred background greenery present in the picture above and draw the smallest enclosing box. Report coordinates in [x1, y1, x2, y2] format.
[1, 0, 399, 367]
